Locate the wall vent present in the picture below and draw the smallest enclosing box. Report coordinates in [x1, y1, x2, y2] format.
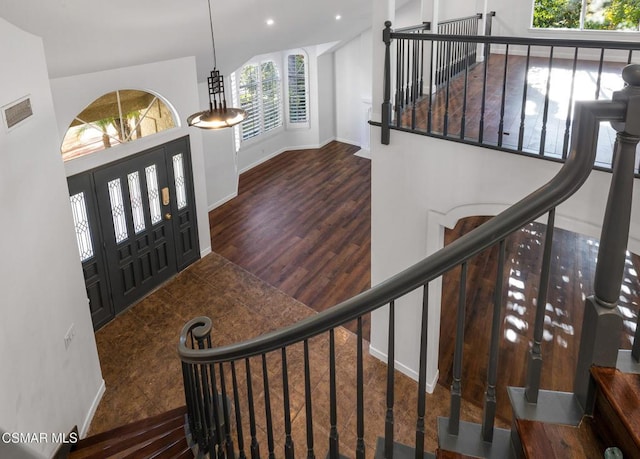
[3, 97, 33, 129]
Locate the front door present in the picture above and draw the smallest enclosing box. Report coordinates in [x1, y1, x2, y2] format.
[68, 136, 199, 328]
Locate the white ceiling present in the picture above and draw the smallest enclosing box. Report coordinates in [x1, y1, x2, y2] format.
[0, 0, 409, 82]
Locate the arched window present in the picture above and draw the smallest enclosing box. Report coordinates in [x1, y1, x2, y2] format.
[61, 89, 177, 161]
[234, 60, 283, 142]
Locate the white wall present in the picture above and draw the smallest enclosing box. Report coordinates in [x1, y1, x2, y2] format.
[49, 57, 212, 257]
[0, 18, 103, 458]
[318, 53, 337, 145]
[369, 125, 640, 391]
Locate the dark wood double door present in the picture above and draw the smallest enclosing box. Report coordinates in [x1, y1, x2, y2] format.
[67, 136, 199, 329]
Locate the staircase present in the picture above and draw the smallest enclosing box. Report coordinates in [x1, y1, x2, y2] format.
[73, 65, 640, 457]
[69, 407, 190, 459]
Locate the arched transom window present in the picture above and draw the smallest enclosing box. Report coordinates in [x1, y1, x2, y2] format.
[61, 89, 177, 161]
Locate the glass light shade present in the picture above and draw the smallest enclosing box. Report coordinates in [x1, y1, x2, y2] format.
[187, 107, 247, 129]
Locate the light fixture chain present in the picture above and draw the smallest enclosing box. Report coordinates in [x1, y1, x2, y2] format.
[207, 0, 217, 69]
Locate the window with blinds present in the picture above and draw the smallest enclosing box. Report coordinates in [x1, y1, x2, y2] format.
[287, 54, 308, 124]
[236, 60, 283, 142]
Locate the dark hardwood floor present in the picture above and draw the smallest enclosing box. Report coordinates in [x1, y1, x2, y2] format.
[439, 216, 640, 422]
[209, 141, 371, 337]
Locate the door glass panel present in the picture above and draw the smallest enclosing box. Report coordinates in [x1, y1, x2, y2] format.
[145, 164, 162, 225]
[127, 171, 146, 233]
[172, 153, 188, 210]
[108, 178, 129, 243]
[69, 192, 94, 262]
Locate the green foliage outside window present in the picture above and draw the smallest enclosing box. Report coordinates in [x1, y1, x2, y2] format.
[533, 0, 640, 30]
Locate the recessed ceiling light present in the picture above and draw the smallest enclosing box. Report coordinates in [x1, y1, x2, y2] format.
[266, 18, 275, 26]
[335, 14, 342, 20]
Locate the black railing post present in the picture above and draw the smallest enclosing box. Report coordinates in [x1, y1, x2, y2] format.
[382, 21, 393, 145]
[574, 64, 640, 412]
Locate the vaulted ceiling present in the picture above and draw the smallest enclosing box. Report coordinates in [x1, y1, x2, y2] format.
[0, 0, 410, 82]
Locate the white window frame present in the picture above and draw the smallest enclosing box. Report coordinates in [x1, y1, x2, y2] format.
[234, 59, 284, 144]
[285, 51, 310, 129]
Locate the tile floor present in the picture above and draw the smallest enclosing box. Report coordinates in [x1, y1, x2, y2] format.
[91, 252, 493, 456]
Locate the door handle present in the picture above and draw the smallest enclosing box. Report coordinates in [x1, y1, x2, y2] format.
[161, 187, 170, 206]
[165, 213, 172, 220]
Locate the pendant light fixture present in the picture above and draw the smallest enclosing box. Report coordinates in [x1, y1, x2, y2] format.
[188, 0, 247, 129]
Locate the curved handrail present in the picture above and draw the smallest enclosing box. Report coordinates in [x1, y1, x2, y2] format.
[179, 99, 626, 365]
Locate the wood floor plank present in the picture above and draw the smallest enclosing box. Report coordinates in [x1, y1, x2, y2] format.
[209, 141, 371, 338]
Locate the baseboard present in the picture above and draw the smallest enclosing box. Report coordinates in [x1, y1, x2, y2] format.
[238, 139, 347, 175]
[335, 137, 361, 148]
[79, 379, 105, 439]
[368, 345, 439, 394]
[208, 191, 238, 212]
[200, 246, 212, 258]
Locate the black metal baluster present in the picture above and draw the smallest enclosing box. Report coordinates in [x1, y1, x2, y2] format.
[303, 340, 316, 459]
[444, 41, 452, 136]
[525, 209, 556, 403]
[329, 329, 340, 459]
[262, 354, 275, 459]
[427, 41, 434, 133]
[356, 317, 365, 459]
[419, 37, 425, 98]
[633, 318, 640, 362]
[411, 38, 418, 130]
[460, 37, 470, 140]
[395, 38, 402, 128]
[406, 39, 411, 106]
[482, 239, 506, 442]
[231, 362, 247, 459]
[562, 49, 579, 159]
[517, 46, 531, 151]
[498, 45, 510, 147]
[382, 21, 392, 145]
[208, 358, 225, 459]
[245, 358, 261, 459]
[415, 285, 429, 459]
[384, 301, 396, 459]
[219, 362, 235, 459]
[539, 46, 554, 156]
[281, 348, 295, 459]
[448, 262, 467, 434]
[628, 50, 633, 65]
[479, 37, 490, 143]
[595, 48, 605, 100]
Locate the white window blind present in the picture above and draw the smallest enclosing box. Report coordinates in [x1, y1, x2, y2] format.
[236, 59, 283, 142]
[287, 54, 308, 124]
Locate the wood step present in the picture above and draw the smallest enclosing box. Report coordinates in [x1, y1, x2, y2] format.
[70, 406, 187, 459]
[515, 418, 606, 458]
[436, 449, 481, 458]
[591, 366, 640, 458]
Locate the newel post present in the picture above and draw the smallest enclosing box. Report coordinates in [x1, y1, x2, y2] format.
[382, 21, 392, 145]
[574, 64, 640, 413]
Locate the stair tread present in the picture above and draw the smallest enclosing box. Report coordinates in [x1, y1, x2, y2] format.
[516, 418, 606, 458]
[591, 366, 640, 456]
[121, 424, 186, 459]
[70, 407, 187, 459]
[591, 367, 640, 447]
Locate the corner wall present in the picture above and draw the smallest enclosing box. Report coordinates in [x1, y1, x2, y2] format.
[0, 18, 103, 458]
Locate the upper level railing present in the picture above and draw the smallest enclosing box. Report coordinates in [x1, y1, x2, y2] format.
[178, 66, 640, 458]
[380, 21, 640, 173]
